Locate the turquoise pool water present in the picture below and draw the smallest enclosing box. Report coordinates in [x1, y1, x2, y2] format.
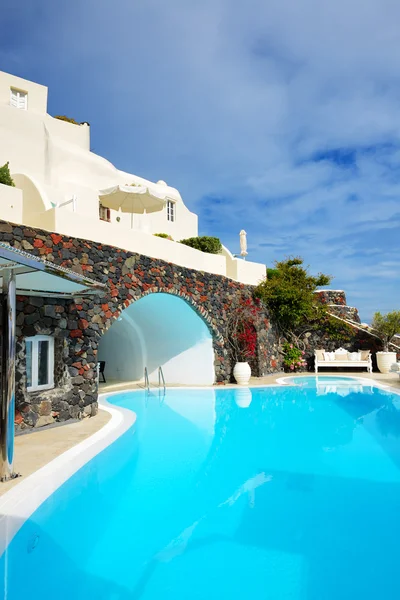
[2, 380, 400, 599]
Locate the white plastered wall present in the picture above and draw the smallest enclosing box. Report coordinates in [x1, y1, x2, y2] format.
[98, 293, 215, 385]
[0, 69, 265, 285]
[0, 70, 197, 239]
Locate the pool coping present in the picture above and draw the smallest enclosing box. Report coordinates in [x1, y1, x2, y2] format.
[0, 395, 135, 557]
[1, 377, 399, 557]
[276, 374, 400, 396]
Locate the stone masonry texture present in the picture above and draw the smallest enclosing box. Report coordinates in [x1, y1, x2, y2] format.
[0, 220, 280, 430]
[0, 220, 390, 430]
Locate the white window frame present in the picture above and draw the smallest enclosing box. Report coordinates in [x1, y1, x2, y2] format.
[167, 200, 175, 222]
[10, 87, 28, 110]
[25, 335, 54, 392]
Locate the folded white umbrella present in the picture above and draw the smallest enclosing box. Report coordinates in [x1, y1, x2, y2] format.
[99, 184, 168, 228]
[239, 229, 248, 258]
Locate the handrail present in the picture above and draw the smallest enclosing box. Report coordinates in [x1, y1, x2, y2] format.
[158, 366, 166, 394]
[144, 367, 150, 392]
[57, 195, 77, 212]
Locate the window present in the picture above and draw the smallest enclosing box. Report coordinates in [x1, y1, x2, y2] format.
[167, 200, 175, 222]
[25, 336, 54, 392]
[99, 203, 111, 222]
[10, 88, 28, 110]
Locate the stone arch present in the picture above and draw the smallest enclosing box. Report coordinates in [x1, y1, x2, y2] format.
[112, 287, 223, 341]
[98, 289, 227, 385]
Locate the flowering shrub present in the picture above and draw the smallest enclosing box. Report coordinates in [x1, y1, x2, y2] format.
[282, 342, 307, 372]
[236, 322, 257, 359]
[226, 297, 261, 362]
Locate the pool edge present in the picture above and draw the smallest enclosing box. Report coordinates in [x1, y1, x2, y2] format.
[276, 374, 400, 396]
[2, 378, 399, 556]
[0, 394, 135, 557]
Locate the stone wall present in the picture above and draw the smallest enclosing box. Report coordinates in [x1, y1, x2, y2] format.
[314, 290, 361, 323]
[3, 220, 387, 430]
[0, 220, 280, 430]
[14, 295, 98, 430]
[303, 291, 399, 370]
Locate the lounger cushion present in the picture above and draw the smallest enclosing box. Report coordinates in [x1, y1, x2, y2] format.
[360, 350, 370, 360]
[315, 349, 325, 361]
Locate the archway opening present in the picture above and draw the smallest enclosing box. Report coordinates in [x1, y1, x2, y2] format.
[98, 293, 215, 385]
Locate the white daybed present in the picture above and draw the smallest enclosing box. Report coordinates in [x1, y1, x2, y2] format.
[314, 348, 372, 373]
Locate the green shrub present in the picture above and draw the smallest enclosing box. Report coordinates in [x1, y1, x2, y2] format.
[154, 233, 173, 240]
[255, 257, 331, 333]
[266, 268, 280, 279]
[179, 236, 222, 254]
[321, 316, 353, 343]
[0, 162, 15, 187]
[371, 311, 400, 351]
[54, 115, 79, 125]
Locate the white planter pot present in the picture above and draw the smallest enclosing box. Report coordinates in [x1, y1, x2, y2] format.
[376, 352, 397, 374]
[233, 362, 251, 385]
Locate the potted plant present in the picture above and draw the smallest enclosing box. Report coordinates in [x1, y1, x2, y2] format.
[371, 311, 400, 373]
[226, 298, 260, 385]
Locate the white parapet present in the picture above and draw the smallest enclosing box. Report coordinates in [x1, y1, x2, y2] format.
[27, 208, 228, 277]
[231, 258, 266, 286]
[221, 244, 265, 285]
[25, 208, 267, 285]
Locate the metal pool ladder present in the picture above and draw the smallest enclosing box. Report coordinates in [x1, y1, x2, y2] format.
[143, 366, 166, 395]
[158, 366, 166, 394]
[144, 367, 150, 392]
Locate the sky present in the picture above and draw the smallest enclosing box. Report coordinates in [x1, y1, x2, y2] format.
[1, 0, 400, 322]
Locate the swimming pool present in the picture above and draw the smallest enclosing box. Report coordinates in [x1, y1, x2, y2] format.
[2, 378, 400, 599]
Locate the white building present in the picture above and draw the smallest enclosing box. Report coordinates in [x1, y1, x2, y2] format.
[0, 70, 265, 285]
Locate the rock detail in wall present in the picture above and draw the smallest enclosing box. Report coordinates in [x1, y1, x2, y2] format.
[0, 220, 280, 430]
[314, 290, 361, 323]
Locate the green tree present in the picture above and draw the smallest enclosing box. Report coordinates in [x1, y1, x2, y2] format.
[255, 257, 331, 334]
[0, 162, 15, 187]
[371, 311, 400, 351]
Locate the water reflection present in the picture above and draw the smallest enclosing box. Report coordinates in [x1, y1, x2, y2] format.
[234, 388, 253, 408]
[375, 403, 400, 439]
[316, 383, 364, 397]
[4, 384, 400, 600]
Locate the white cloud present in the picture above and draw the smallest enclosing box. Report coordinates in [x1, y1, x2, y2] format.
[2, 0, 400, 319]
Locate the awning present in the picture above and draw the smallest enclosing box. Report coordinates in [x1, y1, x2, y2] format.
[0, 242, 106, 297]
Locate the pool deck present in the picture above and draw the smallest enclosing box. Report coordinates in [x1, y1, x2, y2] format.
[0, 409, 111, 496]
[1, 370, 399, 496]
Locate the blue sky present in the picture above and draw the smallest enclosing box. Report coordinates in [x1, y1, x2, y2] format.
[1, 0, 400, 322]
